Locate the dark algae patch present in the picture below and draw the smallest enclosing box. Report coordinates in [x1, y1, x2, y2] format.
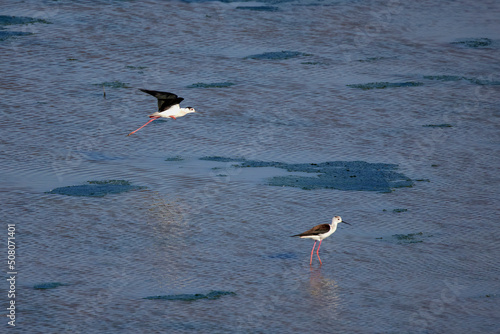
[245, 51, 309, 60]
[451, 38, 492, 48]
[236, 6, 279, 11]
[201, 157, 413, 192]
[268, 252, 297, 259]
[165, 156, 183, 162]
[392, 208, 408, 213]
[93, 81, 130, 88]
[0, 15, 50, 41]
[464, 77, 500, 86]
[34, 282, 69, 290]
[200, 156, 243, 163]
[187, 82, 234, 88]
[0, 31, 32, 41]
[265, 161, 413, 192]
[46, 180, 146, 197]
[392, 232, 430, 244]
[347, 82, 423, 90]
[125, 65, 147, 70]
[424, 75, 500, 86]
[144, 291, 236, 301]
[423, 75, 464, 82]
[301, 61, 326, 65]
[0, 15, 51, 25]
[377, 232, 433, 244]
[422, 124, 453, 128]
[357, 56, 398, 62]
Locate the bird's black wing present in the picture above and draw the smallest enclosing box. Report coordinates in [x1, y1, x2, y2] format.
[139, 89, 184, 112]
[292, 224, 331, 237]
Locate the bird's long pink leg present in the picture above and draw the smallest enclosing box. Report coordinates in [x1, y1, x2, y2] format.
[310, 241, 317, 265]
[127, 116, 160, 136]
[316, 240, 323, 265]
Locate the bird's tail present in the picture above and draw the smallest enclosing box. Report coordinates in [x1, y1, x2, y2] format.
[148, 112, 162, 118]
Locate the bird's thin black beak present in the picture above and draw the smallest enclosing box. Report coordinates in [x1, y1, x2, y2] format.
[342, 221, 351, 225]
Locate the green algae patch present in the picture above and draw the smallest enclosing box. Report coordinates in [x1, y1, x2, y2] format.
[347, 82, 423, 90]
[236, 6, 279, 11]
[0, 15, 51, 26]
[165, 156, 183, 162]
[144, 291, 236, 301]
[377, 232, 433, 244]
[245, 51, 309, 60]
[357, 56, 397, 62]
[423, 75, 500, 86]
[125, 65, 147, 70]
[392, 232, 431, 244]
[451, 38, 492, 48]
[0, 31, 32, 41]
[46, 180, 146, 197]
[464, 77, 500, 86]
[93, 81, 131, 89]
[423, 75, 464, 82]
[0, 15, 50, 41]
[200, 157, 413, 192]
[266, 161, 413, 192]
[34, 282, 69, 290]
[301, 61, 326, 65]
[268, 252, 297, 259]
[422, 124, 453, 128]
[200, 156, 244, 163]
[187, 82, 234, 88]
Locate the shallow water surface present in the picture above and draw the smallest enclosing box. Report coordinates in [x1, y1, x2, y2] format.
[1, 0, 499, 333]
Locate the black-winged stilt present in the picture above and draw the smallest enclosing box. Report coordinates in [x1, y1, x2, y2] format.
[127, 89, 196, 136]
[291, 216, 350, 265]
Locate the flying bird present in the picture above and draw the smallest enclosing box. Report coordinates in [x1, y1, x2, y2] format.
[127, 89, 196, 136]
[291, 216, 350, 265]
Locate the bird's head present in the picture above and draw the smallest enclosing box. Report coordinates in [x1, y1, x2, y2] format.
[185, 107, 196, 114]
[332, 215, 351, 225]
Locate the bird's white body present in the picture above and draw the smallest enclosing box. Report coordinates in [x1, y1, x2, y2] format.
[295, 216, 343, 240]
[298, 225, 336, 241]
[149, 106, 196, 119]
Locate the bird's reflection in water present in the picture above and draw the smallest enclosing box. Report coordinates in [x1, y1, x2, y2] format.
[307, 266, 342, 312]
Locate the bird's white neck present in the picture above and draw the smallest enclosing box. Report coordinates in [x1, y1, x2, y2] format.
[330, 222, 339, 234]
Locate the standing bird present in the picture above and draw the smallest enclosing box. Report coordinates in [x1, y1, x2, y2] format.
[127, 89, 196, 136]
[291, 216, 350, 265]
